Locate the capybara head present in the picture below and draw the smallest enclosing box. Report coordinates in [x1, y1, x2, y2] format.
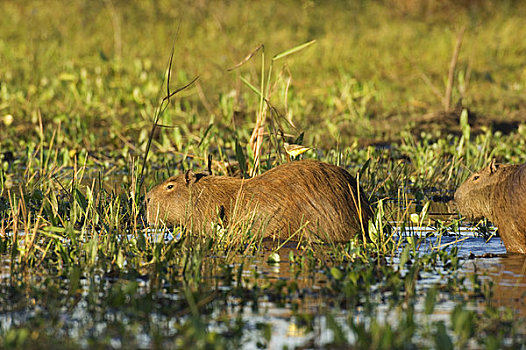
[454, 160, 513, 221]
[145, 170, 204, 226]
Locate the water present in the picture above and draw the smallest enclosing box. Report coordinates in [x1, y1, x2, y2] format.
[0, 224, 524, 348]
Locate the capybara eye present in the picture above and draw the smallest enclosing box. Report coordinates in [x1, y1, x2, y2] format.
[166, 184, 174, 190]
[473, 175, 479, 181]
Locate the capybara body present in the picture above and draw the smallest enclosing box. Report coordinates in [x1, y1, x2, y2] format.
[146, 160, 372, 242]
[455, 160, 526, 253]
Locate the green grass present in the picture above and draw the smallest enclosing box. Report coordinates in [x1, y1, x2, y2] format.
[2, 1, 526, 151]
[1, 0, 526, 348]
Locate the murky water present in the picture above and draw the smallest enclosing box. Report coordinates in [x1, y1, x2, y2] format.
[238, 233, 518, 349]
[1, 221, 524, 348]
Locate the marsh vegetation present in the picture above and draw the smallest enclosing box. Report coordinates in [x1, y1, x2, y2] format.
[1, 0, 526, 348]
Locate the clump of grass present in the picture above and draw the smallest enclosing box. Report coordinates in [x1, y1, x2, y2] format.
[227, 40, 316, 174]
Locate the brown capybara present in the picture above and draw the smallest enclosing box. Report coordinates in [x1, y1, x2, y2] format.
[145, 160, 373, 242]
[455, 160, 526, 254]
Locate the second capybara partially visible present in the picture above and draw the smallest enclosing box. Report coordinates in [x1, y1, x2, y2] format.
[145, 160, 373, 242]
[454, 160, 526, 254]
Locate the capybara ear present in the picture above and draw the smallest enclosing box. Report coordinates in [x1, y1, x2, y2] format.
[489, 159, 499, 174]
[207, 154, 213, 175]
[184, 170, 197, 185]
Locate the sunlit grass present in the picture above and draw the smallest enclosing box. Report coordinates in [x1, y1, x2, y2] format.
[1, 0, 526, 348]
[2, 1, 526, 151]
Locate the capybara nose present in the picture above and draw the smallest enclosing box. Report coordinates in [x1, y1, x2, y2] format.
[453, 191, 463, 209]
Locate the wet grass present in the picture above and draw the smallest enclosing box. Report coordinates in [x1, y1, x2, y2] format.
[1, 100, 525, 348]
[2, 0, 526, 348]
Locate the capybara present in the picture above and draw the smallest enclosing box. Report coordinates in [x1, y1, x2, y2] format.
[146, 160, 373, 242]
[454, 160, 526, 253]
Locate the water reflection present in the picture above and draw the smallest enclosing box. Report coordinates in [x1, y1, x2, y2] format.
[466, 254, 526, 315]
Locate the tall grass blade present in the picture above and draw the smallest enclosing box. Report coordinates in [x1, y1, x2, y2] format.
[273, 40, 316, 61]
[228, 44, 264, 71]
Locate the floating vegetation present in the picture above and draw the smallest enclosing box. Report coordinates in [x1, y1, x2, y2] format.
[2, 1, 526, 348]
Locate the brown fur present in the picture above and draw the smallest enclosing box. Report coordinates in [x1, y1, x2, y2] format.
[146, 160, 373, 242]
[454, 160, 526, 253]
